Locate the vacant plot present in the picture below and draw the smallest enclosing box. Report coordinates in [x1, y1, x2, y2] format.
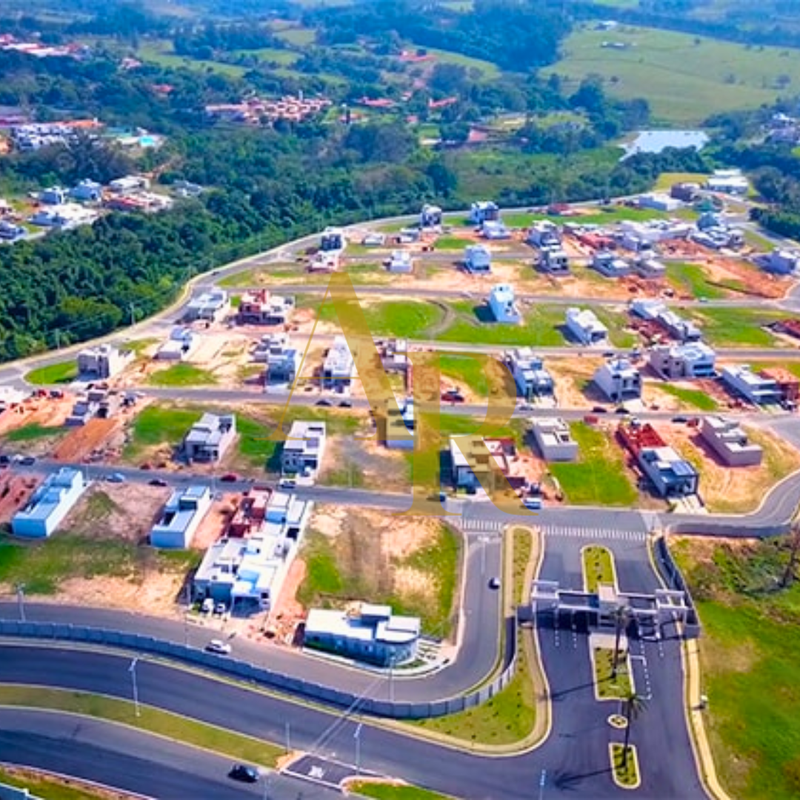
[654, 171, 710, 191]
[655, 383, 718, 412]
[547, 24, 800, 125]
[688, 307, 786, 348]
[671, 535, 800, 800]
[438, 303, 565, 347]
[550, 423, 637, 506]
[52, 418, 118, 462]
[25, 361, 78, 385]
[147, 363, 218, 387]
[439, 354, 490, 396]
[123, 404, 202, 461]
[318, 298, 445, 339]
[297, 508, 461, 637]
[666, 262, 742, 300]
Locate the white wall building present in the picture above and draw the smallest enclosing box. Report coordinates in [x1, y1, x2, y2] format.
[649, 342, 716, 379]
[565, 308, 608, 346]
[507, 348, 554, 399]
[488, 284, 521, 324]
[593, 358, 642, 402]
[700, 416, 763, 467]
[721, 365, 782, 406]
[464, 244, 492, 274]
[322, 335, 355, 392]
[282, 421, 327, 479]
[531, 418, 578, 462]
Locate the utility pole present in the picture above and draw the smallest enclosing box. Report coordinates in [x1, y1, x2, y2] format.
[129, 657, 140, 717]
[16, 583, 25, 622]
[354, 723, 362, 775]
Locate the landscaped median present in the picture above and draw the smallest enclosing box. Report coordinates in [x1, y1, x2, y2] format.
[609, 743, 641, 790]
[582, 545, 617, 593]
[591, 646, 634, 701]
[0, 685, 282, 767]
[347, 780, 454, 799]
[0, 765, 128, 800]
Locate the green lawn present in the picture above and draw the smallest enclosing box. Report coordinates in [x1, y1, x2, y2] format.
[671, 535, 800, 799]
[656, 383, 719, 411]
[439, 354, 490, 396]
[121, 337, 159, 356]
[4, 423, 66, 443]
[123, 404, 202, 459]
[137, 40, 247, 76]
[435, 235, 475, 250]
[594, 647, 633, 700]
[0, 686, 280, 768]
[666, 262, 745, 300]
[424, 46, 501, 79]
[513, 527, 533, 605]
[654, 172, 709, 191]
[273, 26, 316, 46]
[438, 303, 566, 347]
[147, 363, 218, 387]
[688, 307, 785, 347]
[547, 24, 800, 125]
[0, 533, 199, 595]
[0, 767, 111, 800]
[582, 545, 616, 592]
[610, 743, 640, 788]
[350, 783, 453, 800]
[318, 299, 445, 339]
[550, 423, 637, 506]
[25, 361, 78, 385]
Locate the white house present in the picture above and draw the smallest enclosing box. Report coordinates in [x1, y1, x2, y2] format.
[156, 326, 196, 361]
[700, 416, 763, 467]
[721, 365, 782, 406]
[706, 169, 749, 195]
[637, 192, 681, 212]
[464, 244, 492, 274]
[488, 284, 521, 324]
[420, 204, 442, 228]
[381, 397, 415, 450]
[527, 221, 560, 248]
[540, 248, 570, 275]
[593, 250, 631, 277]
[507, 348, 554, 399]
[565, 308, 608, 346]
[320, 227, 346, 252]
[150, 485, 212, 549]
[183, 413, 237, 462]
[388, 250, 413, 273]
[481, 220, 511, 240]
[322, 335, 355, 392]
[12, 468, 86, 538]
[77, 344, 132, 379]
[469, 201, 499, 225]
[531, 418, 578, 462]
[185, 289, 229, 322]
[282, 421, 327, 479]
[638, 446, 699, 498]
[649, 342, 716, 379]
[593, 358, 642, 402]
[764, 248, 800, 275]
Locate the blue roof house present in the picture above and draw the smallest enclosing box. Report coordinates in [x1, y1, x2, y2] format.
[150, 485, 212, 549]
[12, 468, 86, 538]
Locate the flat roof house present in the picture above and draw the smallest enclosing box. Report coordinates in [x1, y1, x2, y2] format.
[469, 201, 499, 225]
[185, 289, 229, 322]
[721, 365, 782, 406]
[527, 221, 560, 248]
[320, 227, 346, 252]
[238, 289, 295, 325]
[639, 446, 699, 498]
[464, 244, 491, 274]
[649, 342, 716, 380]
[77, 344, 132, 379]
[593, 357, 642, 402]
[322, 335, 355, 392]
[763, 248, 800, 275]
[304, 603, 421, 667]
[488, 284, 521, 324]
[706, 169, 749, 195]
[380, 397, 415, 450]
[261, 334, 300, 386]
[282, 421, 327, 479]
[156, 326, 196, 361]
[481, 219, 511, 240]
[565, 308, 607, 346]
[531, 418, 578, 462]
[506, 347, 554, 399]
[450, 436, 525, 491]
[150, 485, 212, 549]
[593, 250, 631, 278]
[420, 204, 442, 228]
[387, 249, 413, 273]
[183, 413, 237, 463]
[700, 416, 763, 467]
[540, 248, 570, 275]
[12, 468, 85, 538]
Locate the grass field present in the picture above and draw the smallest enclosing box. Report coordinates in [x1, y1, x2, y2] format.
[656, 383, 719, 411]
[594, 647, 633, 700]
[3, 423, 67, 443]
[0, 686, 281, 767]
[147, 363, 218, 387]
[0, 533, 199, 595]
[439, 354, 490, 396]
[671, 535, 800, 799]
[273, 26, 316, 47]
[654, 172, 709, 191]
[137, 40, 247, 76]
[583, 545, 616, 592]
[0, 767, 110, 800]
[350, 783, 453, 800]
[123, 404, 202, 459]
[318, 299, 445, 339]
[688, 307, 785, 347]
[424, 47, 501, 80]
[550, 423, 637, 506]
[547, 24, 800, 125]
[25, 361, 78, 385]
[666, 262, 746, 300]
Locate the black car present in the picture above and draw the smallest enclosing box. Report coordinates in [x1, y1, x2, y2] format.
[316, 399, 332, 407]
[672, 415, 689, 424]
[148, 478, 168, 487]
[591, 405, 608, 414]
[229, 764, 259, 783]
[615, 407, 630, 415]
[338, 400, 352, 408]
[20, 456, 36, 466]
[488, 577, 501, 590]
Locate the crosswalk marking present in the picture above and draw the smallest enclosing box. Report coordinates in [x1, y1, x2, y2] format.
[542, 525, 646, 542]
[461, 518, 506, 532]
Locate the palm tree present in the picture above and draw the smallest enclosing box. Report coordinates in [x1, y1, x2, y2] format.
[621, 690, 648, 767]
[611, 604, 631, 680]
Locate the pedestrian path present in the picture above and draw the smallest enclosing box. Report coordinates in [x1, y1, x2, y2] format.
[542, 525, 647, 542]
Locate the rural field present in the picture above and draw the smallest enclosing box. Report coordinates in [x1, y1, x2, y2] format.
[547, 24, 800, 125]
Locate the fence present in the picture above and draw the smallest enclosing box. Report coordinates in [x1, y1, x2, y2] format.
[651, 534, 702, 638]
[0, 617, 518, 721]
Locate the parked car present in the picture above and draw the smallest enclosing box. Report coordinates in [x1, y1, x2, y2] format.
[20, 456, 36, 466]
[591, 405, 608, 413]
[220, 473, 238, 482]
[228, 764, 259, 783]
[615, 407, 630, 415]
[488, 577, 501, 590]
[106, 473, 126, 483]
[338, 400, 352, 408]
[672, 415, 689, 424]
[206, 639, 232, 655]
[139, 462, 152, 470]
[279, 478, 297, 489]
[523, 497, 543, 511]
[442, 390, 465, 403]
[0, 455, 9, 465]
[315, 399, 332, 407]
[201, 598, 214, 614]
[148, 478, 168, 487]
[214, 602, 227, 616]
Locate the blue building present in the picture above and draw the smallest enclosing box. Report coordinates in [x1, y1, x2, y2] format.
[70, 180, 103, 202]
[12, 468, 86, 538]
[304, 603, 420, 667]
[150, 485, 212, 549]
[488, 284, 521, 323]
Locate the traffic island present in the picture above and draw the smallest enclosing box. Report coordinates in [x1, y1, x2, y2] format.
[582, 545, 617, 593]
[591, 641, 634, 700]
[609, 743, 641, 790]
[608, 714, 628, 730]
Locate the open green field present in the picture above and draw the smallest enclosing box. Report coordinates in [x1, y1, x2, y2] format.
[137, 40, 247, 76]
[424, 47, 501, 80]
[672, 535, 800, 800]
[656, 383, 719, 411]
[351, 783, 453, 800]
[654, 172, 709, 191]
[272, 26, 316, 47]
[0, 533, 199, 595]
[231, 47, 299, 66]
[666, 262, 746, 300]
[3, 423, 67, 443]
[318, 299, 445, 339]
[123, 404, 202, 459]
[25, 361, 78, 385]
[147, 363, 218, 387]
[688, 307, 786, 347]
[550, 423, 637, 506]
[547, 24, 800, 125]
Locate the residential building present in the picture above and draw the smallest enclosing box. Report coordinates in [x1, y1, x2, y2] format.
[66, 386, 118, 426]
[69, 179, 102, 202]
[0, 385, 27, 409]
[593, 250, 631, 277]
[227, 487, 271, 537]
[540, 248, 570, 275]
[527, 221, 561, 248]
[635, 257, 666, 279]
[593, 358, 642, 402]
[506, 348, 554, 399]
[469, 201, 500, 225]
[281, 421, 327, 479]
[379, 338, 409, 374]
[420, 204, 442, 228]
[259, 334, 300, 385]
[380, 397, 415, 450]
[183, 413, 237, 463]
[361, 232, 386, 247]
[12, 468, 85, 538]
[108, 175, 150, 194]
[618, 422, 699, 497]
[193, 494, 312, 611]
[721, 365, 782, 406]
[758, 367, 799, 407]
[387, 250, 413, 273]
[464, 244, 491, 274]
[481, 220, 511, 240]
[150, 485, 212, 549]
[185, 289, 229, 322]
[763, 248, 800, 275]
[449, 436, 525, 490]
[565, 308, 607, 346]
[39, 186, 67, 205]
[322, 335, 355, 392]
[656, 309, 701, 342]
[237, 289, 295, 326]
[700, 416, 763, 467]
[77, 344, 131, 379]
[304, 603, 421, 667]
[156, 326, 196, 360]
[320, 227, 346, 252]
[649, 342, 716, 379]
[488, 284, 521, 324]
[706, 169, 749, 195]
[637, 192, 681, 212]
[670, 182, 700, 202]
[530, 418, 578, 462]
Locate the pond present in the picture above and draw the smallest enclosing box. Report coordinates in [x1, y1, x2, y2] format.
[622, 129, 709, 159]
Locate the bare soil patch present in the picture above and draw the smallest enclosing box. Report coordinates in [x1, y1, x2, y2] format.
[0, 473, 39, 523]
[53, 418, 119, 462]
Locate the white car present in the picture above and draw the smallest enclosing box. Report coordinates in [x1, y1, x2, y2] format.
[523, 497, 543, 511]
[206, 639, 232, 655]
[279, 478, 296, 489]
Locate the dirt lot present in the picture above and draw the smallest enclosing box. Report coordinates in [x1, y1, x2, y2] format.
[190, 491, 239, 550]
[545, 357, 606, 408]
[319, 434, 410, 492]
[0, 472, 39, 523]
[52, 418, 119, 462]
[0, 395, 73, 436]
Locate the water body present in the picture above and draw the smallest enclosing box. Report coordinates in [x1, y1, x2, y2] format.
[621, 129, 709, 159]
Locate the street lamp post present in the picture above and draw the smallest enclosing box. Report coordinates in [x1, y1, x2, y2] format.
[16, 583, 25, 622]
[354, 723, 362, 775]
[129, 657, 140, 717]
[538, 768, 546, 800]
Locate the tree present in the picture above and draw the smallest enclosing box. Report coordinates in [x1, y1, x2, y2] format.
[611, 604, 631, 679]
[621, 690, 648, 767]
[781, 523, 800, 588]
